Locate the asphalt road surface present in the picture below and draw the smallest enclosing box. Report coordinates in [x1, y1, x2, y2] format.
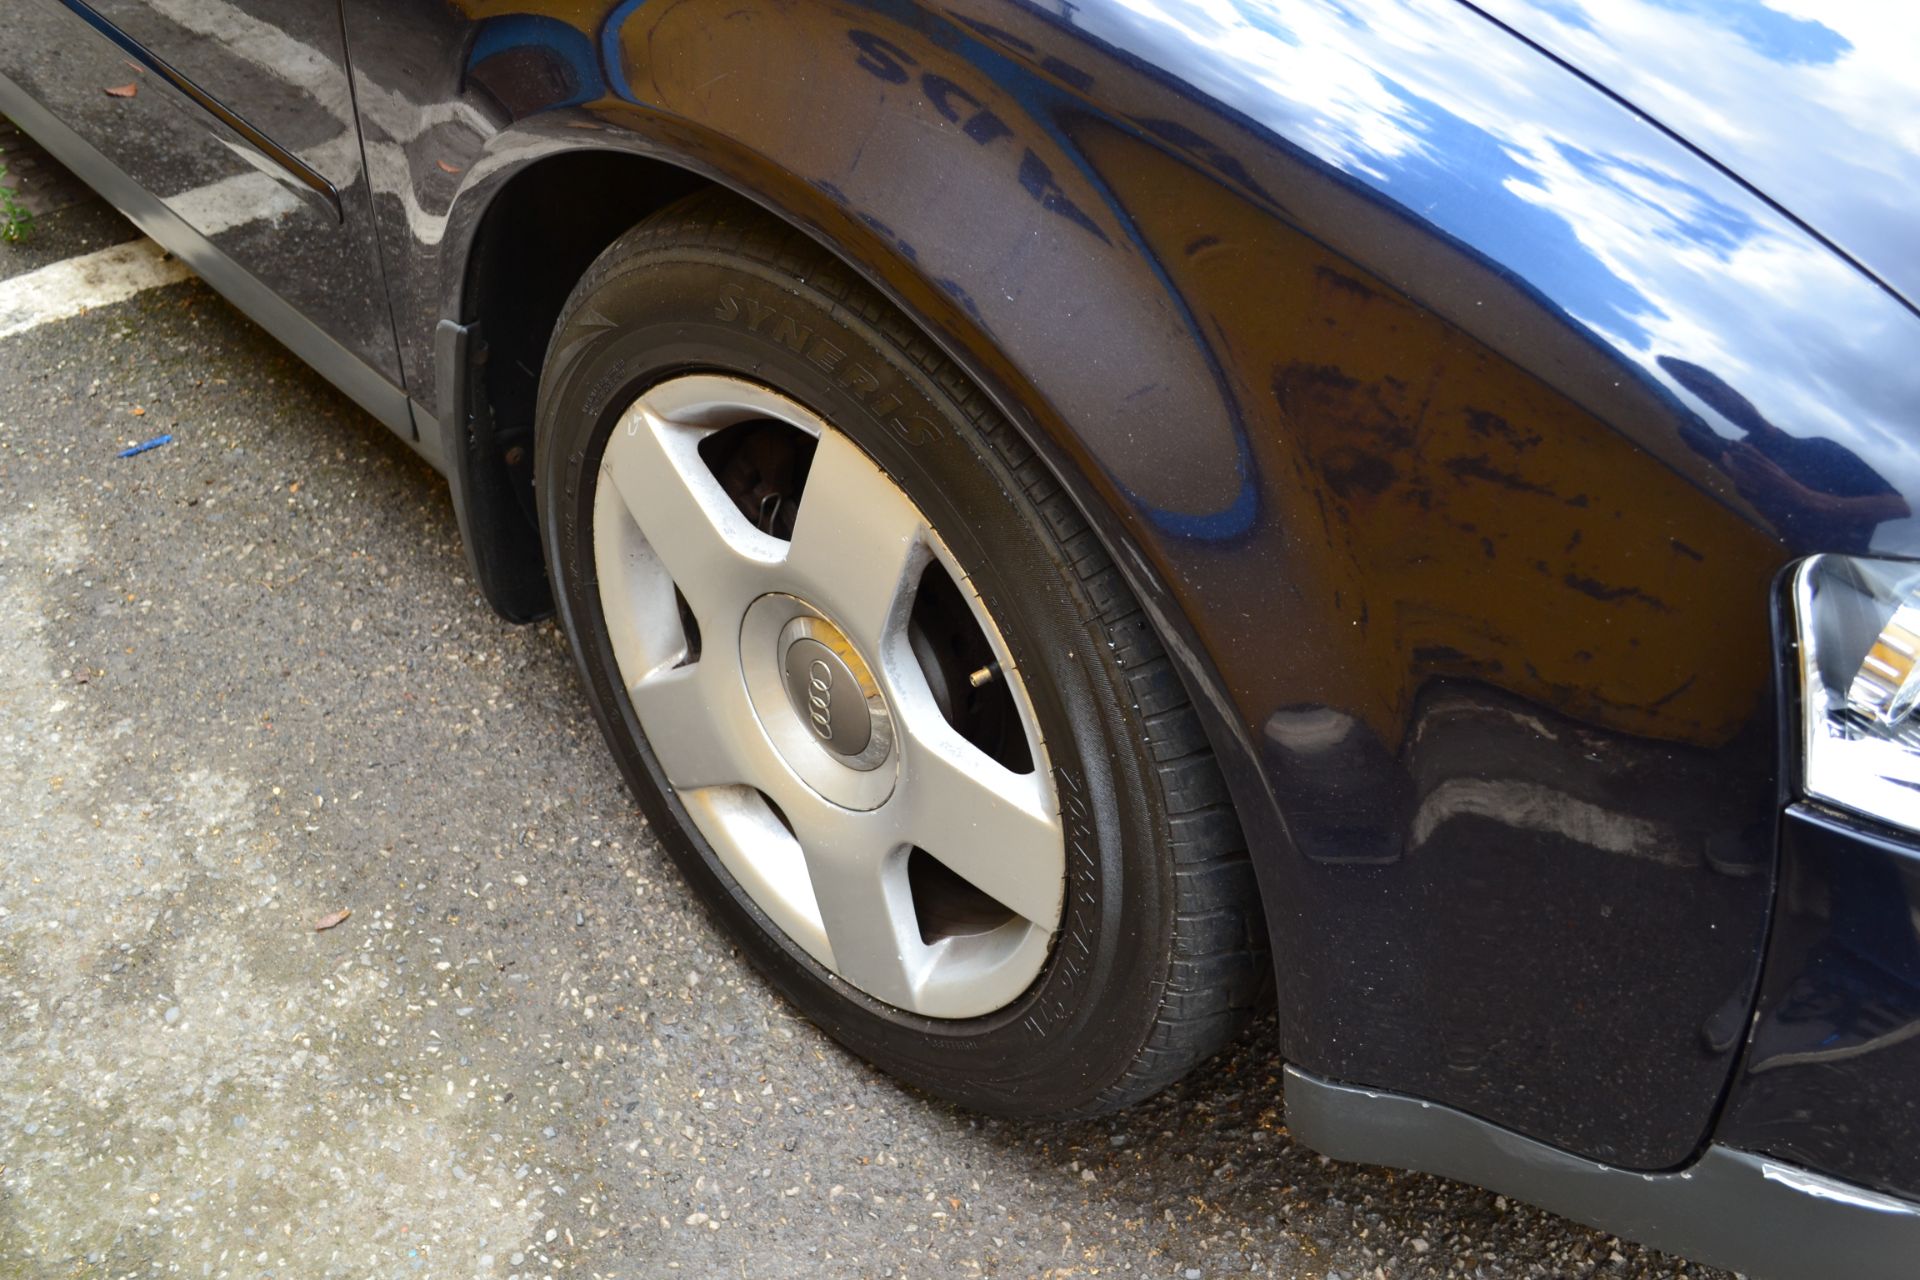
[0, 126, 1729, 1280]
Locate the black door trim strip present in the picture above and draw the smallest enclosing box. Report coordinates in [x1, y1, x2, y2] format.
[57, 0, 342, 222]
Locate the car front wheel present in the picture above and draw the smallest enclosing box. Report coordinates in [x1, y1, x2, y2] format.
[535, 189, 1268, 1116]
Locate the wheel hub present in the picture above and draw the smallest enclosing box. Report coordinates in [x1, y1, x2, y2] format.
[776, 614, 889, 769]
[785, 637, 866, 752]
[740, 594, 898, 809]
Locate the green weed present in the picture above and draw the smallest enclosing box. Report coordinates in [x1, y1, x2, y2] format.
[0, 152, 35, 243]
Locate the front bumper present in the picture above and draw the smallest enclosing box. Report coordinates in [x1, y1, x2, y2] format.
[1717, 803, 1920, 1200]
[1287, 1059, 1920, 1280]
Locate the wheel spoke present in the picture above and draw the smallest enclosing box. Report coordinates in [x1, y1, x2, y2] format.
[897, 717, 1063, 927]
[628, 661, 764, 792]
[782, 430, 927, 653]
[784, 801, 923, 1007]
[594, 468, 689, 679]
[601, 402, 781, 622]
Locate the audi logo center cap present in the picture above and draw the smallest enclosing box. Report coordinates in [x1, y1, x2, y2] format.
[782, 636, 874, 758]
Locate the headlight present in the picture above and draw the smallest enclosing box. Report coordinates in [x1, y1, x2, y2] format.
[1794, 555, 1920, 831]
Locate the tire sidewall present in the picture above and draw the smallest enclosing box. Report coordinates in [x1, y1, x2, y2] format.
[536, 246, 1173, 1112]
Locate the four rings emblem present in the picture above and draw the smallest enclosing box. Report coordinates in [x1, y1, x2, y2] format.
[807, 658, 835, 740]
[775, 613, 888, 770]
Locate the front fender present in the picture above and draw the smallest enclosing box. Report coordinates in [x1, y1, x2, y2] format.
[348, 0, 1920, 1171]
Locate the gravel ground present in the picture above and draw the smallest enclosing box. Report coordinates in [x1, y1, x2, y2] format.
[0, 151, 1726, 1280]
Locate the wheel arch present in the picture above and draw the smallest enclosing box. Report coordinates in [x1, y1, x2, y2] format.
[432, 123, 1286, 905]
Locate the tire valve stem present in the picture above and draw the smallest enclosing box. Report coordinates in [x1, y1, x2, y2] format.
[968, 662, 1001, 689]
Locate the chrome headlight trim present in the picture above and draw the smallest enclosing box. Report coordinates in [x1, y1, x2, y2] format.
[1794, 554, 1920, 832]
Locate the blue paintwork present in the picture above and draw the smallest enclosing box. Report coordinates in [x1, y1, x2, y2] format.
[5, 0, 1920, 1225]
[468, 15, 605, 112]
[1054, 0, 1920, 551]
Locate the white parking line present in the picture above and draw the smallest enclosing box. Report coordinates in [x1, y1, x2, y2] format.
[0, 239, 194, 341]
[0, 0, 469, 343]
[171, 168, 302, 238]
[0, 166, 301, 341]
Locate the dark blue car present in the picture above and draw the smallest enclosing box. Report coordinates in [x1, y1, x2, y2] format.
[5, 2, 1918, 1274]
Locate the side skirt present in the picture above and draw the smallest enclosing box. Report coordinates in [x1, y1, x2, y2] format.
[1285, 1064, 1920, 1280]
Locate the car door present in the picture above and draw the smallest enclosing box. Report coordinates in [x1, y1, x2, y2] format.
[0, 0, 402, 394]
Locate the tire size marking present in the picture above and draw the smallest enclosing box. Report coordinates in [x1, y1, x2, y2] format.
[1022, 765, 1099, 1039]
[583, 357, 629, 422]
[714, 286, 943, 446]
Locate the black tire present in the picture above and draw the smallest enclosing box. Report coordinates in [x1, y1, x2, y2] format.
[535, 188, 1269, 1116]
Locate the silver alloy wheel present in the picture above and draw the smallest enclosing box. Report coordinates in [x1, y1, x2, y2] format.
[591, 373, 1064, 1018]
